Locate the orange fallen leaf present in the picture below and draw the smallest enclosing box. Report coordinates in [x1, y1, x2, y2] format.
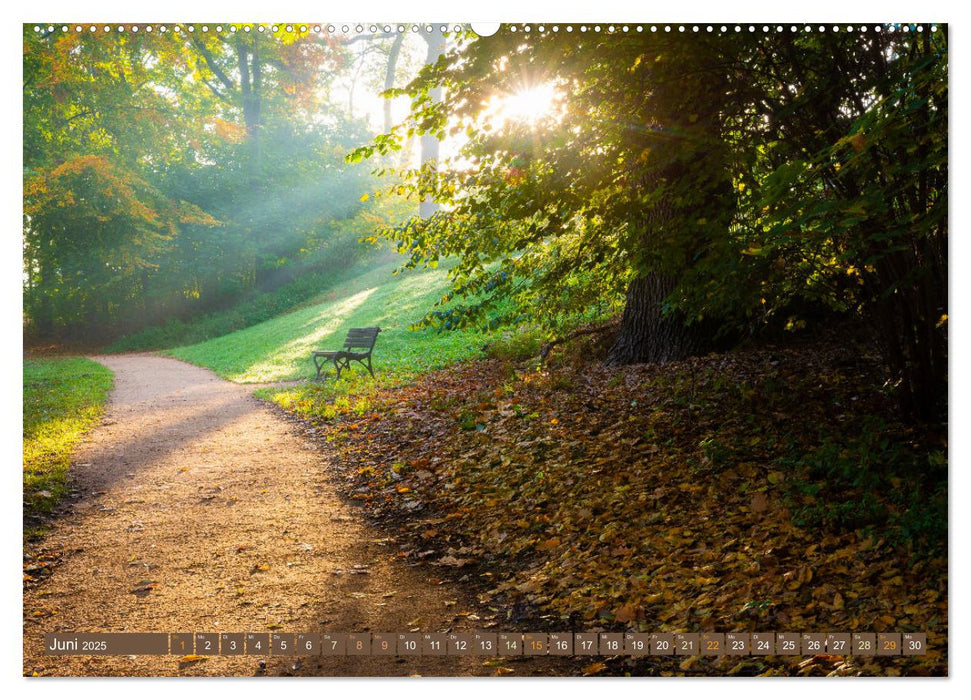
[614, 603, 638, 623]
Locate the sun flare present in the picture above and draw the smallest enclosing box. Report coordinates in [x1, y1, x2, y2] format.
[485, 82, 562, 128]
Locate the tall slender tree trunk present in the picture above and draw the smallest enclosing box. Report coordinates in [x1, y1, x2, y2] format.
[419, 27, 445, 219]
[234, 33, 266, 290]
[383, 33, 404, 132]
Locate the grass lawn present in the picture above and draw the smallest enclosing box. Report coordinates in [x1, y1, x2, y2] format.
[23, 357, 113, 536]
[166, 256, 543, 416]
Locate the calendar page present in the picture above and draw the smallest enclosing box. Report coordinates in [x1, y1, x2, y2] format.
[19, 1, 949, 686]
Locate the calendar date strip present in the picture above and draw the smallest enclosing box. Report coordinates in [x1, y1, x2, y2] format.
[45, 631, 927, 657]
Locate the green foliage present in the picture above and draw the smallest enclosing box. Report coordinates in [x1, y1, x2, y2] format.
[23, 358, 113, 533]
[107, 252, 366, 352]
[777, 420, 947, 552]
[24, 155, 217, 337]
[483, 326, 547, 362]
[353, 25, 947, 418]
[106, 202, 409, 351]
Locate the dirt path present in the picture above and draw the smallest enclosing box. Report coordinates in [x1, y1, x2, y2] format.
[23, 355, 566, 677]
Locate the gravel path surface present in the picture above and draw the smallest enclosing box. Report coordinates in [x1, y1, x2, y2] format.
[23, 355, 564, 677]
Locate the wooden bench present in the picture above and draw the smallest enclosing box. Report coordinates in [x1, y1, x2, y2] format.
[312, 327, 381, 381]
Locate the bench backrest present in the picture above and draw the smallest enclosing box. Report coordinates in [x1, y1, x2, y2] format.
[343, 327, 381, 351]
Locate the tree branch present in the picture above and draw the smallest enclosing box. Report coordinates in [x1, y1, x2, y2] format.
[200, 77, 233, 104]
[539, 321, 619, 364]
[384, 33, 405, 131]
[191, 36, 235, 91]
[345, 32, 396, 44]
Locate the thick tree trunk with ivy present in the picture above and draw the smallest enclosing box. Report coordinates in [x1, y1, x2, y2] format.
[606, 271, 707, 365]
[606, 148, 727, 367]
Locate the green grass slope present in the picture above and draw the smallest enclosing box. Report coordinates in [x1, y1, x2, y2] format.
[23, 357, 114, 535]
[167, 257, 500, 384]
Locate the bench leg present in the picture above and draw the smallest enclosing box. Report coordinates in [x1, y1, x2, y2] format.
[313, 356, 325, 381]
[347, 356, 375, 379]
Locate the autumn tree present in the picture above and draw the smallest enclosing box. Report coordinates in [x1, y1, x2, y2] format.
[23, 25, 374, 341]
[23, 25, 214, 338]
[351, 25, 947, 420]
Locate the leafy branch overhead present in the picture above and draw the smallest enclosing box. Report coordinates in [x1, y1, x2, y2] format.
[353, 27, 947, 419]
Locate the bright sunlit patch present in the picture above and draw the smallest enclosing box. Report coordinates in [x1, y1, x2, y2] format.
[501, 83, 557, 122]
[484, 81, 563, 129]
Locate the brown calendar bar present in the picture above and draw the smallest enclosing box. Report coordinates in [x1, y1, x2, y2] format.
[574, 632, 598, 655]
[903, 633, 927, 656]
[701, 632, 725, 656]
[751, 632, 774, 655]
[725, 632, 749, 655]
[372, 633, 396, 656]
[321, 633, 345, 656]
[550, 632, 573, 656]
[398, 633, 422, 656]
[43, 631, 929, 656]
[675, 633, 700, 655]
[296, 633, 321, 656]
[44, 633, 169, 655]
[448, 632, 474, 655]
[827, 633, 851, 655]
[600, 632, 624, 655]
[651, 633, 675, 655]
[624, 633, 650, 656]
[220, 633, 244, 655]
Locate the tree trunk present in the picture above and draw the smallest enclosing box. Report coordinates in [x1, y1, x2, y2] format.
[606, 271, 707, 365]
[419, 27, 445, 219]
[383, 33, 404, 132]
[869, 241, 947, 422]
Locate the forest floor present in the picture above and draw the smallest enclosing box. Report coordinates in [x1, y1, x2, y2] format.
[22, 333, 948, 677]
[22, 354, 574, 677]
[268, 329, 948, 677]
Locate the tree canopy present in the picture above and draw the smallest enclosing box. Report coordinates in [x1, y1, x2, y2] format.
[23, 25, 388, 341]
[353, 25, 947, 419]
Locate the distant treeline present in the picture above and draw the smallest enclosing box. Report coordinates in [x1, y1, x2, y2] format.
[23, 26, 389, 344]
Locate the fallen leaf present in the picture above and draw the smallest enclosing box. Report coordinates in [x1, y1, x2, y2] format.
[750, 493, 769, 513]
[614, 603, 638, 623]
[679, 656, 700, 671]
